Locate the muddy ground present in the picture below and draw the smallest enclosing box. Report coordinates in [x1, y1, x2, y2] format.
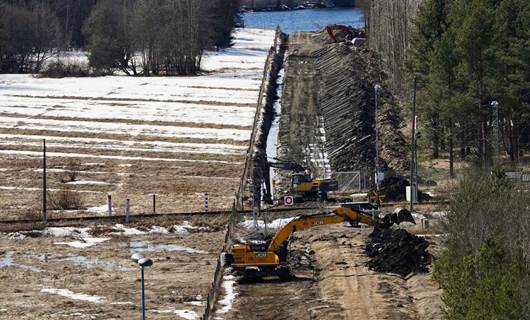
[223, 222, 445, 320]
[0, 217, 226, 319]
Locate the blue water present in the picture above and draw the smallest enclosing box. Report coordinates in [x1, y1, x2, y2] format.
[242, 8, 365, 33]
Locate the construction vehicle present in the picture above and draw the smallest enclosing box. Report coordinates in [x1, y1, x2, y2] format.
[263, 161, 338, 203]
[223, 205, 415, 279]
[324, 25, 367, 44]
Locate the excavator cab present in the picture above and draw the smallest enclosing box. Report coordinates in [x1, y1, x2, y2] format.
[291, 174, 313, 192]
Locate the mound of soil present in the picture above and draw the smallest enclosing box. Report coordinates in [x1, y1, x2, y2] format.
[380, 176, 432, 202]
[365, 228, 431, 276]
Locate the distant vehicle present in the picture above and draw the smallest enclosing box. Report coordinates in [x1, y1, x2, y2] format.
[324, 24, 367, 44]
[263, 161, 338, 203]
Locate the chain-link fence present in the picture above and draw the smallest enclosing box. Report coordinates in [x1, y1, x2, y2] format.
[332, 170, 374, 192]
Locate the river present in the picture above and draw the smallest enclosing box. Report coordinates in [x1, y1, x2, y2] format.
[241, 7, 365, 33]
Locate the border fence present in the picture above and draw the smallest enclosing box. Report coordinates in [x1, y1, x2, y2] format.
[201, 203, 236, 320]
[333, 170, 373, 192]
[202, 27, 286, 319]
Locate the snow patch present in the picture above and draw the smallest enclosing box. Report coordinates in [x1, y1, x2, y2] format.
[149, 226, 169, 235]
[240, 217, 295, 232]
[8, 232, 26, 240]
[87, 205, 108, 213]
[111, 301, 134, 305]
[112, 224, 146, 236]
[54, 237, 110, 249]
[175, 310, 199, 320]
[65, 180, 112, 186]
[129, 241, 207, 254]
[216, 273, 238, 314]
[42, 227, 110, 248]
[171, 221, 210, 234]
[44, 227, 91, 238]
[41, 288, 105, 304]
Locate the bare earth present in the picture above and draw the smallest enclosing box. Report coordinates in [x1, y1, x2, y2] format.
[224, 223, 445, 320]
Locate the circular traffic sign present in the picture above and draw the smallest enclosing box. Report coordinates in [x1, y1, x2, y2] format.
[284, 196, 294, 206]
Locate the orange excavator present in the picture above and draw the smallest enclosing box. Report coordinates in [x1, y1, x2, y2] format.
[326, 24, 354, 43]
[325, 25, 367, 46]
[223, 205, 415, 279]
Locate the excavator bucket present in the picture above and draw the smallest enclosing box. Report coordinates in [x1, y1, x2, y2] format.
[379, 208, 415, 228]
[394, 208, 416, 224]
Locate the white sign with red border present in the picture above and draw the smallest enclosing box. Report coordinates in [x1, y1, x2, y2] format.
[284, 196, 294, 206]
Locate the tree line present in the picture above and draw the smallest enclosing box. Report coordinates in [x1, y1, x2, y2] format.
[407, 0, 529, 172]
[0, 0, 241, 75]
[435, 169, 530, 319]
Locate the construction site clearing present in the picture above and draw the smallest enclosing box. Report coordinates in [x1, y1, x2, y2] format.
[0, 27, 449, 320]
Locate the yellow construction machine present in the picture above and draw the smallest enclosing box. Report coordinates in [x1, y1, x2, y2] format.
[263, 161, 338, 203]
[223, 205, 415, 279]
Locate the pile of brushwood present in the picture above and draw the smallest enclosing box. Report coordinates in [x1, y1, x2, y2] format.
[365, 227, 431, 276]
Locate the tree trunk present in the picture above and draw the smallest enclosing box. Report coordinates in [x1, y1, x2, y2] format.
[449, 118, 454, 179]
[432, 115, 440, 159]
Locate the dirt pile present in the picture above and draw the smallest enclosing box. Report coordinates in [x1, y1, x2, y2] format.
[365, 228, 431, 276]
[380, 176, 432, 202]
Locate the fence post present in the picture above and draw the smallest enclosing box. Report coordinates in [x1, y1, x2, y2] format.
[107, 194, 112, 216]
[125, 198, 130, 224]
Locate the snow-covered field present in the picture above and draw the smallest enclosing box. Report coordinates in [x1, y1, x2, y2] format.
[0, 28, 275, 218]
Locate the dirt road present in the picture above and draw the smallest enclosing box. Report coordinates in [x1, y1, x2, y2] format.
[226, 30, 444, 319]
[224, 223, 444, 320]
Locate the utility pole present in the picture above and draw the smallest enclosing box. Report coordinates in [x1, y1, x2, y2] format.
[410, 78, 417, 212]
[374, 84, 382, 192]
[42, 139, 47, 223]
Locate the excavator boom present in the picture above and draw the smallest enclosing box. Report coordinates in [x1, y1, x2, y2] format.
[226, 206, 415, 279]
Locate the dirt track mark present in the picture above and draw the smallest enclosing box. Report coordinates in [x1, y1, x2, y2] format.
[0, 127, 249, 146]
[0, 112, 253, 130]
[5, 94, 255, 108]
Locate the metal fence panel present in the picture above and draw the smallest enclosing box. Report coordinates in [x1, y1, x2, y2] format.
[334, 171, 361, 192]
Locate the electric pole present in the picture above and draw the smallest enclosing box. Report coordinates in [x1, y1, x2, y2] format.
[42, 139, 47, 223]
[410, 78, 417, 212]
[374, 84, 382, 192]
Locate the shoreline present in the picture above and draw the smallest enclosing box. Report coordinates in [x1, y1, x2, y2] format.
[241, 4, 354, 13]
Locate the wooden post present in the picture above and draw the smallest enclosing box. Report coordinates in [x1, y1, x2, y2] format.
[125, 198, 130, 224]
[152, 194, 156, 214]
[42, 139, 47, 223]
[107, 194, 112, 216]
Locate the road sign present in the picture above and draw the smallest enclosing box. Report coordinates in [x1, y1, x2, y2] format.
[284, 196, 294, 206]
